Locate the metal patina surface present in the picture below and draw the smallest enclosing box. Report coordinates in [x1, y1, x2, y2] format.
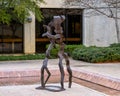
[41, 15, 72, 91]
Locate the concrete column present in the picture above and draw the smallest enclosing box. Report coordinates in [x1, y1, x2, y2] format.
[83, 9, 95, 47]
[24, 15, 35, 54]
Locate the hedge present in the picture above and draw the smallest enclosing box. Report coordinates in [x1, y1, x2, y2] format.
[0, 43, 120, 62]
[0, 54, 45, 61]
[71, 44, 120, 63]
[46, 44, 85, 58]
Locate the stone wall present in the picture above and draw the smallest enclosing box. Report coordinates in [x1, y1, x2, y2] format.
[83, 9, 119, 47]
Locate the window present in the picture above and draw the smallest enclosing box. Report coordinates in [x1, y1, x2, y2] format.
[0, 22, 23, 54]
[35, 8, 83, 53]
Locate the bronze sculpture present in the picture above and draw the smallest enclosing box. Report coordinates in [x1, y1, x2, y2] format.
[41, 16, 72, 90]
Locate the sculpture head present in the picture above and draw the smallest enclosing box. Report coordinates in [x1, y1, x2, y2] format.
[53, 15, 65, 25]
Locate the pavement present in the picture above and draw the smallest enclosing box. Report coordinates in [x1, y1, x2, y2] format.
[0, 83, 108, 96]
[0, 58, 120, 96]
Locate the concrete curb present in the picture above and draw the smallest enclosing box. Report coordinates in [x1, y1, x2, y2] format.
[0, 69, 120, 91]
[73, 69, 120, 91]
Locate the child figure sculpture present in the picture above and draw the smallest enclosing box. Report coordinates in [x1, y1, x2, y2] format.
[41, 16, 72, 90]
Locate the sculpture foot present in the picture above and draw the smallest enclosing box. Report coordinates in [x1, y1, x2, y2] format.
[61, 87, 65, 91]
[36, 86, 45, 90]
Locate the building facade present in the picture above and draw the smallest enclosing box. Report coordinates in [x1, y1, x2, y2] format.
[0, 0, 119, 54]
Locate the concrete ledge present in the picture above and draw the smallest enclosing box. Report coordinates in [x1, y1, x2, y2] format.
[72, 69, 120, 91]
[0, 69, 120, 91]
[0, 69, 60, 78]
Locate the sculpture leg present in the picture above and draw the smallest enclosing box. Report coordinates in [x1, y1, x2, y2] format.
[58, 54, 65, 89]
[41, 66, 45, 88]
[41, 58, 51, 88]
[41, 42, 55, 88]
[44, 67, 51, 85]
[41, 65, 45, 88]
[66, 60, 72, 88]
[64, 53, 72, 88]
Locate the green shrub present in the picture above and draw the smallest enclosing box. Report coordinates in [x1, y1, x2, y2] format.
[64, 45, 85, 56]
[72, 45, 120, 63]
[1, 43, 120, 62]
[110, 43, 120, 47]
[0, 54, 45, 61]
[46, 44, 59, 58]
[46, 44, 85, 58]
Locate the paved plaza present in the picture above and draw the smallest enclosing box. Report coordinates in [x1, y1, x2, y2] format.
[0, 83, 108, 96]
[0, 59, 120, 96]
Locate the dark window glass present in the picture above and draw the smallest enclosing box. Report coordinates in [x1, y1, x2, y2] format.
[35, 8, 83, 53]
[0, 22, 23, 54]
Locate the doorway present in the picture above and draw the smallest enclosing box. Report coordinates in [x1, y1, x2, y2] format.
[35, 8, 83, 53]
[64, 14, 82, 44]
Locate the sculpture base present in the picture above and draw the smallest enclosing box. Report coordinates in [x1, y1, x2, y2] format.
[36, 85, 65, 92]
